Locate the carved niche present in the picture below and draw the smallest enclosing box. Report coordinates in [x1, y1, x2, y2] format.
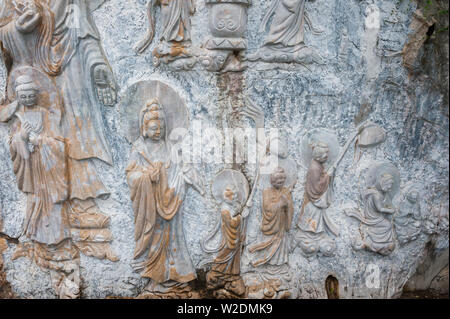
[202, 169, 250, 298]
[201, 0, 251, 72]
[0, 0, 118, 299]
[248, 0, 323, 64]
[346, 162, 401, 256]
[121, 80, 205, 299]
[135, 0, 198, 70]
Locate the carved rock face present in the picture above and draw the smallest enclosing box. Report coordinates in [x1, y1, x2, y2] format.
[0, 0, 448, 300]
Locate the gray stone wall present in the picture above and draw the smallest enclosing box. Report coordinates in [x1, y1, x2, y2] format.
[0, 0, 448, 298]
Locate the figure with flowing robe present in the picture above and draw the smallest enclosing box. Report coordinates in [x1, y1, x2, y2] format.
[126, 99, 204, 298]
[0, 0, 117, 261]
[249, 167, 294, 267]
[347, 174, 397, 256]
[248, 0, 323, 63]
[0, 74, 80, 298]
[206, 184, 247, 298]
[296, 142, 339, 257]
[394, 189, 422, 245]
[135, 0, 196, 67]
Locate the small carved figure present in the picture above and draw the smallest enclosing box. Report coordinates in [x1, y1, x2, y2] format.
[394, 187, 422, 245]
[346, 163, 400, 256]
[202, 169, 250, 298]
[125, 84, 204, 298]
[248, 0, 323, 64]
[249, 167, 294, 267]
[135, 0, 197, 69]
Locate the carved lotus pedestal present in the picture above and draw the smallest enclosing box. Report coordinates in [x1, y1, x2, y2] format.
[201, 0, 251, 72]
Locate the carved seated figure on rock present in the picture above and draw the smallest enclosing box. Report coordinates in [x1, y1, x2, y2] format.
[346, 163, 400, 256]
[394, 188, 422, 245]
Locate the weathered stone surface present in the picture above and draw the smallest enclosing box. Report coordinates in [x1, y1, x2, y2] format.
[0, 0, 448, 299]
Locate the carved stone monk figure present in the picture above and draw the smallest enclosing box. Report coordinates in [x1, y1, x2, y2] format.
[249, 167, 294, 267]
[126, 99, 204, 298]
[296, 142, 339, 257]
[136, 0, 196, 67]
[206, 184, 246, 298]
[0, 75, 80, 298]
[0, 0, 117, 261]
[349, 174, 397, 256]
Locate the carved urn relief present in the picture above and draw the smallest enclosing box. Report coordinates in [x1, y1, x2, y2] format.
[202, 0, 251, 72]
[205, 0, 251, 50]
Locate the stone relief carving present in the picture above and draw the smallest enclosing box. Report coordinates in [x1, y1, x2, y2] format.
[0, 69, 81, 298]
[0, 0, 118, 298]
[202, 169, 250, 298]
[346, 162, 400, 256]
[239, 100, 298, 299]
[122, 80, 205, 298]
[248, 0, 323, 64]
[135, 0, 197, 70]
[201, 0, 251, 72]
[424, 202, 449, 237]
[295, 132, 340, 257]
[353, 122, 387, 164]
[394, 184, 422, 245]
[294, 124, 375, 257]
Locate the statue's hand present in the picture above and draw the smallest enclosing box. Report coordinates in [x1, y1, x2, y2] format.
[240, 98, 265, 128]
[93, 64, 117, 107]
[16, 9, 41, 33]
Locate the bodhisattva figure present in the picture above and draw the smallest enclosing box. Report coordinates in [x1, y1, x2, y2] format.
[0, 74, 80, 298]
[0, 0, 118, 262]
[248, 0, 323, 64]
[135, 0, 197, 69]
[249, 167, 294, 268]
[394, 188, 422, 245]
[202, 169, 250, 298]
[126, 99, 204, 298]
[346, 163, 400, 256]
[296, 142, 339, 257]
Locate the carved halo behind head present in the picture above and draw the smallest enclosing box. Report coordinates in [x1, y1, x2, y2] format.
[300, 128, 340, 168]
[212, 169, 250, 207]
[121, 80, 190, 144]
[365, 162, 401, 198]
